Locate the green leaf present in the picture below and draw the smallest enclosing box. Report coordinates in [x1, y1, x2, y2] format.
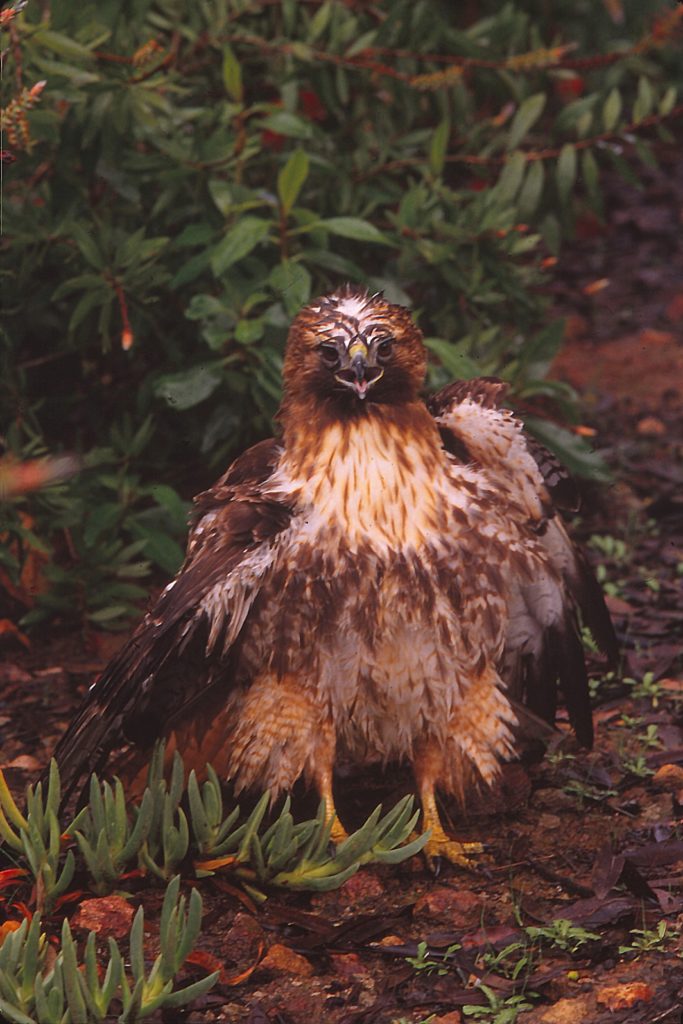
[87, 605, 132, 623]
[262, 111, 313, 139]
[633, 76, 653, 123]
[524, 417, 612, 483]
[321, 217, 389, 244]
[659, 86, 676, 116]
[539, 212, 561, 255]
[602, 88, 622, 131]
[34, 29, 96, 62]
[154, 365, 224, 410]
[270, 261, 312, 315]
[172, 250, 212, 289]
[235, 319, 264, 344]
[519, 319, 565, 378]
[222, 45, 243, 103]
[581, 149, 601, 211]
[556, 143, 577, 205]
[517, 159, 545, 218]
[69, 223, 102, 269]
[129, 524, 183, 575]
[308, 0, 332, 41]
[208, 180, 233, 217]
[429, 117, 450, 178]
[495, 151, 526, 203]
[507, 93, 546, 150]
[0, 1000, 36, 1024]
[424, 337, 481, 379]
[211, 218, 271, 276]
[277, 150, 309, 216]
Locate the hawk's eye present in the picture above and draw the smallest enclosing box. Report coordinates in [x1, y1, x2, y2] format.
[318, 343, 341, 369]
[376, 337, 393, 363]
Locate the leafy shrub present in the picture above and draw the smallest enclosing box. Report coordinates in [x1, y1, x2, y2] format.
[1, 0, 681, 626]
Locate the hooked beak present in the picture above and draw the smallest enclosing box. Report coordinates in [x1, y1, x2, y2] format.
[335, 340, 384, 400]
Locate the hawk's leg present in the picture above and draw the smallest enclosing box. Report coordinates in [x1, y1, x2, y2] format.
[413, 740, 483, 870]
[315, 762, 349, 844]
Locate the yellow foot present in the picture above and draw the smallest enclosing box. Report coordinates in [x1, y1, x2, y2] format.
[329, 817, 350, 845]
[422, 831, 484, 871]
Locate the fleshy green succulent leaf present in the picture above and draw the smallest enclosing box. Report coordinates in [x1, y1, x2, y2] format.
[159, 874, 181, 940]
[51, 848, 75, 901]
[212, 804, 242, 852]
[204, 765, 223, 825]
[298, 800, 333, 863]
[274, 860, 360, 891]
[129, 905, 146, 982]
[175, 886, 204, 968]
[0, 999, 37, 1024]
[187, 770, 211, 849]
[236, 793, 269, 863]
[33, 975, 57, 1023]
[103, 938, 123, 1005]
[0, 771, 29, 833]
[44, 760, 61, 818]
[61, 918, 88, 1024]
[168, 751, 185, 807]
[119, 786, 154, 863]
[328, 805, 382, 870]
[0, 804, 24, 851]
[160, 970, 220, 1010]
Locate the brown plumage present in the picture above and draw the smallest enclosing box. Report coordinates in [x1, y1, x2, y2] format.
[52, 286, 617, 864]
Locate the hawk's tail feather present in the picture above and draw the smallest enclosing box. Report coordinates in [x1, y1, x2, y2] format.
[556, 616, 594, 749]
[572, 548, 620, 669]
[48, 622, 182, 809]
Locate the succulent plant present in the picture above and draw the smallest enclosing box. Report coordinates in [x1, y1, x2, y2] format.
[1, 744, 427, 905]
[0, 876, 217, 1023]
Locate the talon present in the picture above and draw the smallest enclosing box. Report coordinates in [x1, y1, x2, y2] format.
[329, 816, 349, 845]
[423, 831, 484, 871]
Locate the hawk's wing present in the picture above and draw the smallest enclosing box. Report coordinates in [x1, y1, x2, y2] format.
[52, 438, 291, 802]
[428, 377, 618, 747]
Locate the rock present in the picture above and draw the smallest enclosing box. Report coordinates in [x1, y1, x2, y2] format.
[413, 886, 482, 927]
[596, 981, 654, 1010]
[538, 995, 593, 1023]
[259, 943, 314, 977]
[636, 415, 666, 437]
[328, 953, 368, 978]
[530, 788, 576, 813]
[224, 912, 266, 973]
[340, 869, 385, 903]
[72, 895, 134, 939]
[653, 763, 683, 791]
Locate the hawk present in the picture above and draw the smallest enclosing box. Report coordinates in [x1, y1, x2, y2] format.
[53, 287, 617, 865]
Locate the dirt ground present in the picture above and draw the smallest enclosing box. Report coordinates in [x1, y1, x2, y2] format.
[1, 140, 682, 1023]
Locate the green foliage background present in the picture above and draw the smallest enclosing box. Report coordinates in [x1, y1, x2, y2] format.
[1, 0, 682, 627]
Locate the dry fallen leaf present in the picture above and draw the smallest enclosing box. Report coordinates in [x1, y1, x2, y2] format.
[1, 755, 42, 771]
[583, 277, 610, 296]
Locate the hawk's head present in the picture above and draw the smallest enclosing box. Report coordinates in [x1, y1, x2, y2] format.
[282, 287, 427, 411]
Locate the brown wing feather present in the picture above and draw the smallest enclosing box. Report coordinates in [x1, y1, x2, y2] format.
[51, 438, 291, 804]
[428, 377, 580, 511]
[428, 377, 618, 748]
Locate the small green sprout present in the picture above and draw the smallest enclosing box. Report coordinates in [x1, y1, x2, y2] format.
[625, 671, 662, 707]
[463, 985, 535, 1023]
[406, 940, 462, 976]
[619, 919, 679, 956]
